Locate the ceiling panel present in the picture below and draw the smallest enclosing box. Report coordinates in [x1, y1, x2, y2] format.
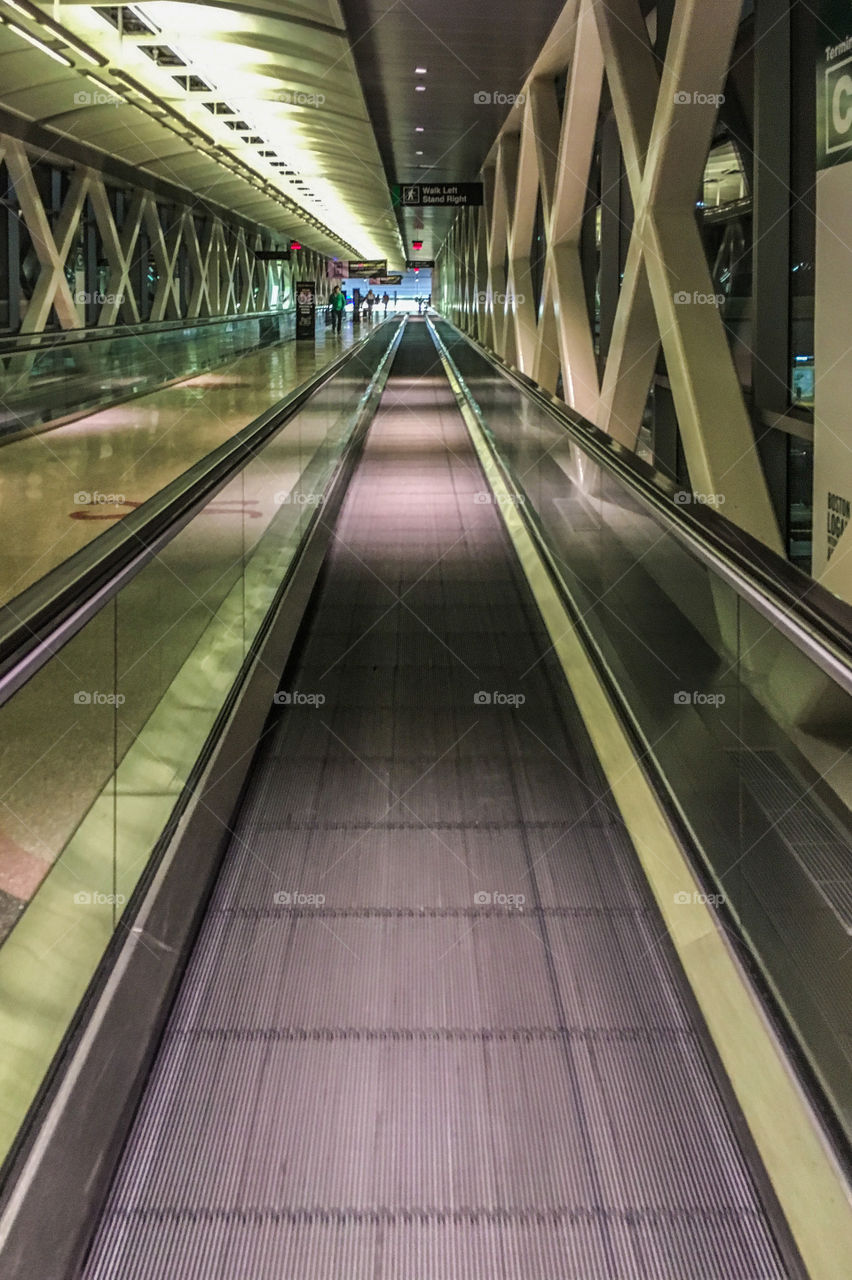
[339, 0, 565, 260]
[0, 0, 406, 263]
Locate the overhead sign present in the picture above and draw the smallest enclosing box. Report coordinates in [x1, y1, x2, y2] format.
[348, 259, 387, 278]
[370, 275, 403, 285]
[255, 250, 290, 261]
[295, 281, 316, 340]
[393, 183, 483, 207]
[817, 0, 852, 169]
[406, 259, 435, 268]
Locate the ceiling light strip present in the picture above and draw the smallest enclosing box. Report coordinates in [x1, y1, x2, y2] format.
[3, 20, 72, 65]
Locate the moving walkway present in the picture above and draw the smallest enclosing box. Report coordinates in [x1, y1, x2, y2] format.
[0, 318, 849, 1278]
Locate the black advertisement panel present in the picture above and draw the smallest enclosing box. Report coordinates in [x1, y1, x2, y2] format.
[295, 281, 316, 339]
[406, 259, 436, 268]
[255, 250, 291, 261]
[348, 259, 387, 278]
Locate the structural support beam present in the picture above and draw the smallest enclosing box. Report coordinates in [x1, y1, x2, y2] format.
[0, 133, 316, 336]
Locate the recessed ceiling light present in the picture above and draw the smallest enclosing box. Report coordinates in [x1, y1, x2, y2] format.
[415, 67, 427, 74]
[415, 126, 424, 132]
[415, 150, 423, 155]
[415, 85, 425, 92]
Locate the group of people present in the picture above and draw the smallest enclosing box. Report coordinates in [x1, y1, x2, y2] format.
[328, 285, 391, 333]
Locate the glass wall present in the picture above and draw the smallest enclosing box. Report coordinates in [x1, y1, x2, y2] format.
[437, 318, 852, 1143]
[0, 310, 295, 439]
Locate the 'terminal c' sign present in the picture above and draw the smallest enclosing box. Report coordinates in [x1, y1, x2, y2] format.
[818, 2, 852, 167]
[828, 63, 852, 155]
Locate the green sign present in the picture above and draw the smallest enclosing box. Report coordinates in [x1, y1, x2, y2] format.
[817, 0, 852, 169]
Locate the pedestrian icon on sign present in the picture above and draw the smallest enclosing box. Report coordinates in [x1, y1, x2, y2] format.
[402, 185, 421, 204]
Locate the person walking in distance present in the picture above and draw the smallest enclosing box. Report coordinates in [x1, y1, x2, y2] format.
[365, 289, 376, 321]
[382, 291, 390, 316]
[330, 284, 346, 334]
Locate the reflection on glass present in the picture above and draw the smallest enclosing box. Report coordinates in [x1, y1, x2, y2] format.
[791, 354, 814, 408]
[0, 311, 295, 439]
[0, 322, 399, 1162]
[701, 139, 749, 209]
[436, 318, 852, 1142]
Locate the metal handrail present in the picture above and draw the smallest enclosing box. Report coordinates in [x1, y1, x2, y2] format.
[0, 307, 298, 355]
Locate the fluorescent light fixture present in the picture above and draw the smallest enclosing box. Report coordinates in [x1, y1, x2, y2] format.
[85, 73, 124, 99]
[415, 126, 424, 132]
[415, 150, 423, 155]
[415, 66, 427, 74]
[415, 85, 425, 92]
[5, 21, 72, 65]
[60, 36, 101, 66]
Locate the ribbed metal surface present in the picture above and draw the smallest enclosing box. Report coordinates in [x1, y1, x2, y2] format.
[83, 323, 788, 1278]
[735, 747, 852, 926]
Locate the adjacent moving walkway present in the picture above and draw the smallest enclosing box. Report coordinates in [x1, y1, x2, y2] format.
[1, 320, 850, 1278]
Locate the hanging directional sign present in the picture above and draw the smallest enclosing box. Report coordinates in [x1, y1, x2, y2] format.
[255, 250, 291, 261]
[348, 259, 387, 277]
[393, 184, 483, 207]
[406, 259, 436, 268]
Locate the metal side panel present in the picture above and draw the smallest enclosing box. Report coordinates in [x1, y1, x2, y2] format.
[81, 322, 794, 1280]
